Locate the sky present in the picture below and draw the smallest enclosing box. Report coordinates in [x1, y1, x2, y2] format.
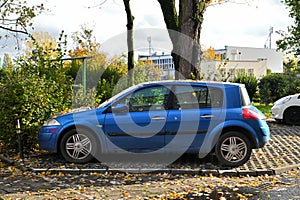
[0, 0, 294, 57]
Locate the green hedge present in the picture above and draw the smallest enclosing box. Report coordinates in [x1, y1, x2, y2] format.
[233, 74, 258, 101]
[258, 73, 289, 105]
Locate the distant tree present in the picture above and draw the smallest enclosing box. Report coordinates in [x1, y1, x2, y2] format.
[203, 47, 217, 61]
[276, 0, 300, 55]
[283, 52, 300, 94]
[70, 24, 100, 56]
[25, 32, 59, 60]
[2, 53, 13, 68]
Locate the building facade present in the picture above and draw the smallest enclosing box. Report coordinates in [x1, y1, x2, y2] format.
[138, 54, 175, 80]
[139, 46, 283, 81]
[214, 46, 284, 73]
[200, 59, 268, 81]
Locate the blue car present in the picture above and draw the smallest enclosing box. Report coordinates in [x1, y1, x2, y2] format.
[39, 81, 270, 167]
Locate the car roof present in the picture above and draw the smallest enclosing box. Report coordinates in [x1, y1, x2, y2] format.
[137, 80, 243, 88]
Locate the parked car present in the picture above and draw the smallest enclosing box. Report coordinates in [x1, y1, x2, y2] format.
[271, 93, 300, 126]
[39, 81, 270, 167]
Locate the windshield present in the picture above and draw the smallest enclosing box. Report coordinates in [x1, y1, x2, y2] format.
[240, 86, 251, 106]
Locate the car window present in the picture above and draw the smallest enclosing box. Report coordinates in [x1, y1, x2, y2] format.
[240, 86, 251, 106]
[173, 85, 223, 109]
[125, 86, 170, 112]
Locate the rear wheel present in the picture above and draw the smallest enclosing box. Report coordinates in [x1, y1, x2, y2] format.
[284, 107, 300, 126]
[60, 128, 98, 163]
[215, 131, 252, 167]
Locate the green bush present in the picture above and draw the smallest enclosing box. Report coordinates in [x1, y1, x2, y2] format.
[0, 34, 72, 151]
[233, 74, 258, 101]
[258, 73, 289, 105]
[0, 72, 71, 150]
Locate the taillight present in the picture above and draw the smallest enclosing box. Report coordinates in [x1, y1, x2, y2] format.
[242, 108, 266, 120]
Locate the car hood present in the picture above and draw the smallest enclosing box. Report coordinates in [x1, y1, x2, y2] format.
[52, 106, 107, 122]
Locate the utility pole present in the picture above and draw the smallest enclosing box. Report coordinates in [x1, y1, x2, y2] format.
[264, 27, 273, 48]
[147, 36, 152, 55]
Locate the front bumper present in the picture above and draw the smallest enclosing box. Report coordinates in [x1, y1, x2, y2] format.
[38, 125, 62, 152]
[271, 105, 284, 120]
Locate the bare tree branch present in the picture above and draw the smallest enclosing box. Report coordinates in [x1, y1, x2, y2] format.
[0, 25, 28, 35]
[87, 0, 109, 9]
[0, 0, 9, 9]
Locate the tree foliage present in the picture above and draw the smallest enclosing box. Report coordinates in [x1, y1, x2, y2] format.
[276, 0, 300, 55]
[0, 0, 44, 37]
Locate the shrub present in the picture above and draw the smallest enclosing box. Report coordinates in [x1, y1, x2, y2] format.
[0, 72, 72, 150]
[0, 33, 72, 151]
[258, 73, 289, 105]
[233, 74, 258, 101]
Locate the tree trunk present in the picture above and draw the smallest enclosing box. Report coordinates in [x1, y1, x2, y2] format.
[158, 0, 208, 80]
[178, 0, 206, 79]
[123, 0, 134, 86]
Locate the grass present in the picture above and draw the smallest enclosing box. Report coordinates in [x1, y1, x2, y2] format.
[252, 102, 273, 118]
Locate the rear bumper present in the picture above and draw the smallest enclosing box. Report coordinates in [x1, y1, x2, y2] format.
[257, 121, 270, 148]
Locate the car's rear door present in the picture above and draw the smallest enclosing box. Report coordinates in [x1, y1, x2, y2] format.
[165, 84, 223, 152]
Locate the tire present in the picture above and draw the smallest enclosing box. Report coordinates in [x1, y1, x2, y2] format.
[284, 107, 300, 126]
[60, 128, 98, 163]
[215, 131, 252, 167]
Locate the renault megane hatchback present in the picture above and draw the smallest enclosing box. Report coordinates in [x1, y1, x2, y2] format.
[39, 81, 270, 167]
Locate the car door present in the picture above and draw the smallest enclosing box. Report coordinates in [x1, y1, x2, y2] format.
[165, 85, 222, 152]
[103, 85, 170, 152]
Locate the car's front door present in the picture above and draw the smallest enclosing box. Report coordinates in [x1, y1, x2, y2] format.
[103, 85, 170, 152]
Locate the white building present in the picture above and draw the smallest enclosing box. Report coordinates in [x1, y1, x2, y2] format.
[215, 46, 284, 73]
[200, 59, 268, 81]
[138, 53, 175, 80]
[139, 46, 284, 80]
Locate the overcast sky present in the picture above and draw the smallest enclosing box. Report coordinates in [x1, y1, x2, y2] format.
[0, 0, 293, 57]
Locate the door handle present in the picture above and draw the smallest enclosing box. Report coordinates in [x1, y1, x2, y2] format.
[151, 117, 166, 120]
[200, 115, 215, 119]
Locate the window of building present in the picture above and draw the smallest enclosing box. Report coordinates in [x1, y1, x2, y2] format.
[247, 69, 254, 75]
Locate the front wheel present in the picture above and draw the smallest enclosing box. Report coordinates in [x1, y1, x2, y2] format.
[60, 128, 98, 163]
[215, 131, 252, 167]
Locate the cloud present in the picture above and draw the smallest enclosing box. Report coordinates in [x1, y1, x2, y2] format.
[201, 0, 293, 49]
[0, 0, 293, 56]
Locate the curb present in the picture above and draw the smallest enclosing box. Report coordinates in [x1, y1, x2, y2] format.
[30, 166, 300, 177]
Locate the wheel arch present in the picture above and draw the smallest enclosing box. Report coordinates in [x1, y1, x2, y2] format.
[198, 120, 259, 158]
[283, 105, 300, 123]
[220, 126, 257, 149]
[57, 124, 99, 154]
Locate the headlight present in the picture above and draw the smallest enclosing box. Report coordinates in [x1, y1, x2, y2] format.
[275, 96, 291, 106]
[44, 118, 61, 126]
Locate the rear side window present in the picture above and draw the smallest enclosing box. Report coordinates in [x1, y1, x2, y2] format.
[240, 86, 251, 106]
[173, 85, 223, 109]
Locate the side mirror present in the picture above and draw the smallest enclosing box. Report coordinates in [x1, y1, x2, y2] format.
[111, 104, 129, 114]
